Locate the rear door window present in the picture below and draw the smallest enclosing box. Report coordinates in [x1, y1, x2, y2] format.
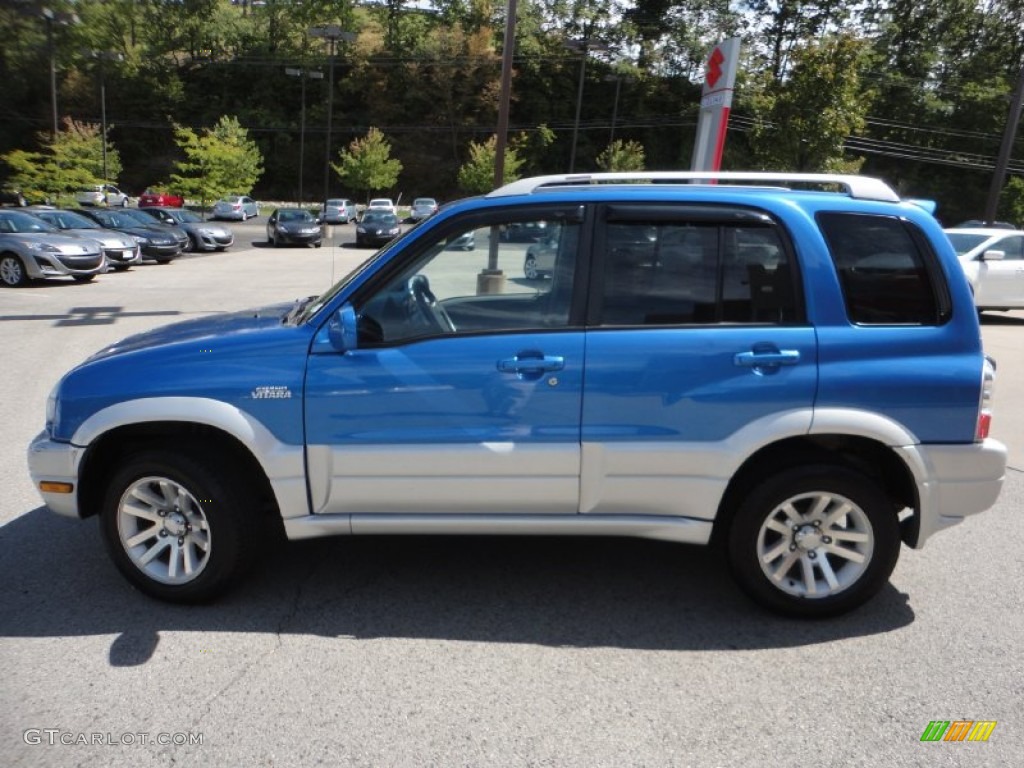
[592, 206, 801, 326]
[817, 212, 950, 325]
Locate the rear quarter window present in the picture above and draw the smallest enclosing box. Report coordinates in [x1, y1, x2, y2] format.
[817, 212, 951, 325]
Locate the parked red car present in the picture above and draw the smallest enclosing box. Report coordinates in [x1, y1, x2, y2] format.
[138, 188, 185, 208]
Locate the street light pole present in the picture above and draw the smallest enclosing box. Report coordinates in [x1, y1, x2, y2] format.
[285, 67, 323, 205]
[309, 26, 355, 214]
[85, 51, 123, 184]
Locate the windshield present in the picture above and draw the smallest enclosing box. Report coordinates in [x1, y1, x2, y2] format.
[37, 211, 99, 229]
[362, 212, 399, 225]
[279, 210, 314, 222]
[122, 209, 161, 225]
[0, 212, 59, 234]
[945, 232, 990, 256]
[94, 211, 140, 228]
[173, 210, 202, 223]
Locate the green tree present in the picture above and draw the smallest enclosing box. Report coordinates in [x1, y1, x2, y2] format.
[595, 139, 646, 171]
[1, 119, 120, 201]
[331, 128, 403, 200]
[457, 135, 525, 194]
[169, 116, 263, 210]
[746, 34, 871, 172]
[998, 176, 1024, 228]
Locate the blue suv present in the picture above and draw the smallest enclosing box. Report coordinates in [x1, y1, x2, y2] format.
[27, 172, 1007, 616]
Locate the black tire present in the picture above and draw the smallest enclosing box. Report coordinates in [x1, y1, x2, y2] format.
[72, 274, 96, 283]
[100, 449, 263, 603]
[0, 253, 29, 287]
[112, 264, 131, 272]
[313, 242, 322, 248]
[155, 257, 174, 264]
[726, 465, 900, 618]
[184, 234, 197, 253]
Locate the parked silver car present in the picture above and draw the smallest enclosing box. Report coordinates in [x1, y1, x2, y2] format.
[211, 195, 259, 221]
[0, 210, 106, 286]
[28, 209, 141, 271]
[321, 198, 357, 224]
[139, 207, 235, 252]
[409, 197, 438, 221]
[75, 184, 131, 207]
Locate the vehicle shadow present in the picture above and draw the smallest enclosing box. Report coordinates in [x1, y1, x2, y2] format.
[979, 311, 1024, 325]
[0, 507, 914, 665]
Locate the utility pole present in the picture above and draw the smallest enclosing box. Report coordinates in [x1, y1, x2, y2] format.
[984, 64, 1024, 225]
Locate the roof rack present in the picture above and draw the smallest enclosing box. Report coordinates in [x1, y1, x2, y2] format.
[488, 171, 901, 203]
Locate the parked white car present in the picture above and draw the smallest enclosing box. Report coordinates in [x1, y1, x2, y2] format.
[944, 227, 1024, 311]
[366, 198, 397, 215]
[75, 184, 131, 207]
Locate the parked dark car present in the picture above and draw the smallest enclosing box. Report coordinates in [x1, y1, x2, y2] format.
[266, 208, 322, 247]
[74, 208, 182, 263]
[138, 207, 234, 252]
[356, 211, 402, 247]
[117, 208, 191, 252]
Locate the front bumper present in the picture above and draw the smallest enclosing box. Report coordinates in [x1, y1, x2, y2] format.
[103, 245, 141, 266]
[140, 242, 182, 259]
[25, 250, 106, 279]
[27, 431, 84, 518]
[275, 230, 321, 244]
[197, 230, 234, 250]
[899, 438, 1007, 547]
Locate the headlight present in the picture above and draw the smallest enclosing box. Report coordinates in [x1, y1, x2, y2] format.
[134, 235, 150, 245]
[356, 227, 366, 233]
[45, 382, 59, 435]
[27, 242, 61, 253]
[198, 228, 215, 236]
[388, 228, 399, 234]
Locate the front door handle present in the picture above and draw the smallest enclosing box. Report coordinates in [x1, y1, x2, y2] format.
[734, 349, 801, 368]
[497, 354, 565, 374]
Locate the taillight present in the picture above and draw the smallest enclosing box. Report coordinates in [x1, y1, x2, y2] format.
[976, 355, 996, 441]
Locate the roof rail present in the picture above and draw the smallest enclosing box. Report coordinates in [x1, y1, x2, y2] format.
[487, 171, 901, 203]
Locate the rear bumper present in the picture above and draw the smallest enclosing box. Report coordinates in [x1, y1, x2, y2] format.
[899, 438, 1007, 547]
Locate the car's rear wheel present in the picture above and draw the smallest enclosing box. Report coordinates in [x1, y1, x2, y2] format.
[524, 257, 539, 280]
[120, 198, 128, 208]
[100, 449, 261, 603]
[727, 465, 900, 617]
[0, 253, 29, 287]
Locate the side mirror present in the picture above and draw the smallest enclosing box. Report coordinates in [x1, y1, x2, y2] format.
[327, 304, 359, 352]
[980, 249, 1005, 261]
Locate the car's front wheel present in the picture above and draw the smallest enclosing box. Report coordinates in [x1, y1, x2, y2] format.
[0, 253, 29, 287]
[524, 256, 540, 280]
[100, 450, 262, 603]
[727, 465, 900, 617]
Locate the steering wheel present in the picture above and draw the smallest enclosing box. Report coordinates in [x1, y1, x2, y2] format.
[406, 275, 455, 333]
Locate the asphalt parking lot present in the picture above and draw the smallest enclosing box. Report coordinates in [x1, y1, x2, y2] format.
[1, 217, 1021, 766]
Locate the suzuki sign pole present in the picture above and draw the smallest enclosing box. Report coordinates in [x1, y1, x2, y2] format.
[690, 38, 741, 172]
